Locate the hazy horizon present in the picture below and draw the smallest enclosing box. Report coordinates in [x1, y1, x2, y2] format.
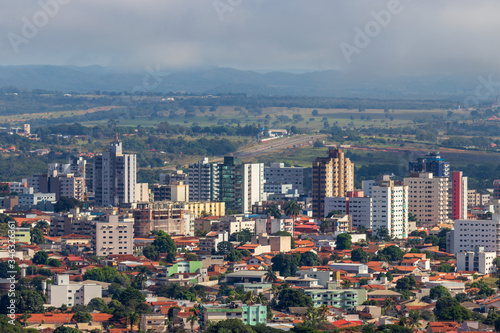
[1, 1, 499, 78]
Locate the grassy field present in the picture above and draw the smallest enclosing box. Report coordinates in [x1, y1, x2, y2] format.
[77, 106, 466, 130]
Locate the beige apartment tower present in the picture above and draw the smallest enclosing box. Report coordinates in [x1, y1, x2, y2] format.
[312, 148, 354, 219]
[404, 173, 449, 226]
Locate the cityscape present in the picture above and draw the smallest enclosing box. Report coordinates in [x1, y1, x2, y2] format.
[2, 1, 500, 333]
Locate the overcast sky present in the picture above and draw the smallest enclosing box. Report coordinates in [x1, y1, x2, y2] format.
[0, 0, 498, 75]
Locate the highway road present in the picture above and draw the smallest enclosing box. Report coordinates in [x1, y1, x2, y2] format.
[232, 134, 327, 160]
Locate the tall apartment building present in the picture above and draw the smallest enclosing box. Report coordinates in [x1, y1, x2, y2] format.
[30, 171, 85, 201]
[136, 183, 149, 203]
[93, 215, 134, 256]
[48, 157, 88, 196]
[187, 157, 220, 202]
[404, 173, 449, 226]
[409, 152, 450, 178]
[324, 191, 372, 230]
[312, 148, 354, 219]
[264, 163, 304, 194]
[369, 177, 409, 239]
[133, 202, 186, 237]
[451, 215, 500, 256]
[452, 171, 468, 220]
[219, 157, 265, 214]
[243, 163, 265, 214]
[93, 140, 137, 207]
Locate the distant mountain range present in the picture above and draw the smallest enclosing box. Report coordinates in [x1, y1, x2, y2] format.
[0, 65, 493, 100]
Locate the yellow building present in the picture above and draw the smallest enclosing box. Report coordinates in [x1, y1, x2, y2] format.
[183, 201, 225, 217]
[312, 148, 354, 219]
[15, 227, 31, 244]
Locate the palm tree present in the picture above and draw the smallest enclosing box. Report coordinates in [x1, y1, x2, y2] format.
[134, 266, 150, 290]
[256, 292, 268, 305]
[35, 220, 49, 233]
[127, 312, 139, 332]
[187, 314, 198, 333]
[20, 312, 31, 327]
[318, 304, 329, 320]
[283, 201, 301, 220]
[408, 310, 422, 330]
[243, 291, 256, 305]
[264, 267, 278, 283]
[266, 203, 282, 219]
[304, 308, 321, 327]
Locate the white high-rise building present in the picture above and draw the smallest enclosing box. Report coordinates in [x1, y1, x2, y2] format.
[452, 215, 500, 256]
[243, 163, 266, 214]
[371, 179, 409, 239]
[404, 173, 449, 226]
[187, 157, 220, 202]
[264, 163, 304, 194]
[93, 140, 137, 207]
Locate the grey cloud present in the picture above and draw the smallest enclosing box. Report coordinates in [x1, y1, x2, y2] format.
[0, 0, 499, 75]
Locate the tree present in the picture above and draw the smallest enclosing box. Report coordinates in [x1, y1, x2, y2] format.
[31, 228, 45, 245]
[434, 296, 459, 317]
[326, 210, 343, 218]
[88, 298, 108, 312]
[227, 250, 243, 262]
[430, 285, 451, 299]
[127, 311, 139, 332]
[438, 305, 472, 322]
[217, 241, 233, 255]
[115, 286, 146, 307]
[83, 266, 130, 286]
[205, 319, 254, 333]
[375, 324, 412, 333]
[272, 253, 299, 277]
[54, 197, 83, 212]
[73, 311, 92, 323]
[185, 253, 198, 261]
[300, 252, 319, 266]
[437, 263, 453, 272]
[48, 258, 62, 267]
[379, 245, 404, 262]
[276, 288, 313, 310]
[284, 201, 301, 220]
[151, 231, 177, 263]
[0, 261, 20, 278]
[336, 233, 352, 250]
[32, 251, 48, 265]
[264, 267, 278, 283]
[143, 245, 158, 260]
[53, 327, 82, 333]
[408, 310, 422, 330]
[0, 290, 45, 314]
[351, 248, 368, 263]
[187, 314, 197, 333]
[34, 220, 49, 233]
[266, 203, 282, 219]
[396, 276, 417, 292]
